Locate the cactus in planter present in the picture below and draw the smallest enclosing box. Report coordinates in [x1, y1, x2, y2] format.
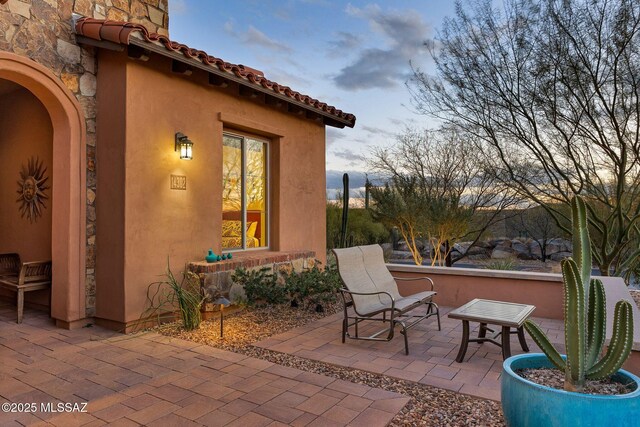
[339, 173, 350, 248]
[524, 196, 634, 392]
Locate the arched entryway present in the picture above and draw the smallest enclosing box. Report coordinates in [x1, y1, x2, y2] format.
[0, 52, 86, 326]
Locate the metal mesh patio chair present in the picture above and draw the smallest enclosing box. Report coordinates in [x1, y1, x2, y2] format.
[332, 244, 440, 355]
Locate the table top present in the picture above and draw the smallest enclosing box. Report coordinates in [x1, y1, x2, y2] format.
[447, 299, 536, 327]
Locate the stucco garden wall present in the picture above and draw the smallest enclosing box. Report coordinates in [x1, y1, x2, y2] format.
[95, 51, 327, 329]
[388, 264, 640, 375]
[0, 0, 168, 317]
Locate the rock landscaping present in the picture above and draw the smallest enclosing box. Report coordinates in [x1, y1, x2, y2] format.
[391, 237, 574, 263]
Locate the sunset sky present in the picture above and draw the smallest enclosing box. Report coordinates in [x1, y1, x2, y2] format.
[169, 1, 457, 192]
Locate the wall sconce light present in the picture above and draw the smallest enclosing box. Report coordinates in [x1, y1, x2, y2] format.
[175, 132, 193, 160]
[214, 297, 231, 338]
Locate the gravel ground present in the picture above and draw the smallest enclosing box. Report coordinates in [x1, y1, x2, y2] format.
[159, 303, 504, 427]
[517, 368, 631, 395]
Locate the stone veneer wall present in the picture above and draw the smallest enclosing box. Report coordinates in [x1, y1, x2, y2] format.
[188, 251, 316, 312]
[0, 0, 169, 317]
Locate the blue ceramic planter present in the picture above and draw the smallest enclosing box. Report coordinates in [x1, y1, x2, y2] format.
[502, 353, 640, 427]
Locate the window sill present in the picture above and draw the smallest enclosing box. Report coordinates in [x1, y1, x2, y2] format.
[188, 250, 315, 273]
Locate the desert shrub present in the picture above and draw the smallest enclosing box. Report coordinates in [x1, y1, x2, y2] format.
[145, 262, 205, 330]
[231, 267, 287, 306]
[484, 257, 517, 271]
[284, 263, 342, 311]
[327, 206, 389, 249]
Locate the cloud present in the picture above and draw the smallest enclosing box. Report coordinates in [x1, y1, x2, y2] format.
[261, 66, 312, 88]
[326, 128, 348, 147]
[361, 125, 395, 138]
[327, 31, 363, 57]
[333, 4, 432, 90]
[244, 26, 293, 53]
[332, 148, 366, 163]
[224, 22, 292, 54]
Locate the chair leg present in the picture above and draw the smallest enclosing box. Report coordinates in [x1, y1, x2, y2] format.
[430, 302, 441, 330]
[342, 317, 347, 343]
[402, 325, 409, 355]
[17, 289, 24, 324]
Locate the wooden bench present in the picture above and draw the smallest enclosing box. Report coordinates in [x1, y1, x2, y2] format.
[0, 254, 51, 324]
[0, 253, 21, 276]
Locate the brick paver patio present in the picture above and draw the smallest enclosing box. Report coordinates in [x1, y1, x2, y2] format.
[0, 302, 410, 426]
[255, 306, 565, 401]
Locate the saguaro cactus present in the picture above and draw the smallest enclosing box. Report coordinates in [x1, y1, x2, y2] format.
[524, 196, 634, 392]
[339, 173, 350, 248]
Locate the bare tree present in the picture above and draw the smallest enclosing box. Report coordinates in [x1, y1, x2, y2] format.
[368, 127, 518, 266]
[409, 0, 640, 276]
[516, 205, 565, 262]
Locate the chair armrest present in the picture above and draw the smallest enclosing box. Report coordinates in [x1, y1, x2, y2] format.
[340, 288, 395, 308]
[18, 261, 52, 285]
[0, 253, 21, 276]
[392, 276, 435, 291]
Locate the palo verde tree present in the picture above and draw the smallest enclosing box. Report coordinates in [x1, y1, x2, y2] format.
[409, 0, 640, 277]
[368, 127, 518, 266]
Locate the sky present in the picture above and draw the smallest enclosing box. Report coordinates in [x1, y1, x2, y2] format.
[168, 0, 457, 193]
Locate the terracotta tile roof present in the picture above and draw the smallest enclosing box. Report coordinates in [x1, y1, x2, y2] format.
[74, 17, 356, 128]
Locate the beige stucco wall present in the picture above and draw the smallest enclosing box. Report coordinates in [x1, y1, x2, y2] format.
[0, 85, 52, 308]
[95, 51, 327, 327]
[0, 86, 53, 261]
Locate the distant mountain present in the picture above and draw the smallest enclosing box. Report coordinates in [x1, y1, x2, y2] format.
[326, 170, 386, 200]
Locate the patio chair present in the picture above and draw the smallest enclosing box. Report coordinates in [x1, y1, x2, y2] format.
[332, 244, 440, 355]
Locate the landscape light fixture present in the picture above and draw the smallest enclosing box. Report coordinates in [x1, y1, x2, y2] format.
[175, 132, 193, 160]
[214, 297, 231, 338]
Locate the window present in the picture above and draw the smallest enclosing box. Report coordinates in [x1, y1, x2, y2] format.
[222, 133, 268, 250]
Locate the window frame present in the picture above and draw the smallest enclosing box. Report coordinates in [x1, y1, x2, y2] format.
[222, 130, 270, 252]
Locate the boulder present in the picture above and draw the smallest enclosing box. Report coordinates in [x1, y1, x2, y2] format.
[548, 238, 572, 252]
[398, 240, 426, 253]
[511, 241, 530, 256]
[489, 238, 512, 248]
[517, 252, 538, 260]
[550, 251, 572, 261]
[529, 242, 543, 258]
[467, 246, 491, 257]
[476, 240, 494, 249]
[491, 246, 515, 259]
[380, 242, 393, 252]
[453, 242, 471, 254]
[391, 250, 414, 260]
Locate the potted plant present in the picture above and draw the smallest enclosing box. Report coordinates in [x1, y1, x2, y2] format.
[501, 196, 639, 426]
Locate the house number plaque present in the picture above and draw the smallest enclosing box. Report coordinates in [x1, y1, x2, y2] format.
[170, 175, 187, 190]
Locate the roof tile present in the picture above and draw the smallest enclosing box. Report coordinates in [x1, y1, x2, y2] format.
[74, 17, 355, 127]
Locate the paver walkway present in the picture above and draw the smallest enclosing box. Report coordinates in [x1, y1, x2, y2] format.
[0, 302, 409, 426]
[256, 306, 565, 401]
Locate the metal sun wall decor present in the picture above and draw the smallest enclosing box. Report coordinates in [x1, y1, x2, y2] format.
[16, 156, 49, 223]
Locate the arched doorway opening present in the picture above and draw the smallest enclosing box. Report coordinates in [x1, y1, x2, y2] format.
[0, 52, 86, 326]
[0, 80, 53, 315]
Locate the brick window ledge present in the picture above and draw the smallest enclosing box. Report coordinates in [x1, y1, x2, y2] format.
[188, 250, 316, 274]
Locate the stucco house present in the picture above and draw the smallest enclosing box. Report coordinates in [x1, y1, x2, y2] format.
[0, 0, 355, 331]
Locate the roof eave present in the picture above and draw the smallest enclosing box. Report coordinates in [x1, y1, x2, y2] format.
[127, 38, 355, 129]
